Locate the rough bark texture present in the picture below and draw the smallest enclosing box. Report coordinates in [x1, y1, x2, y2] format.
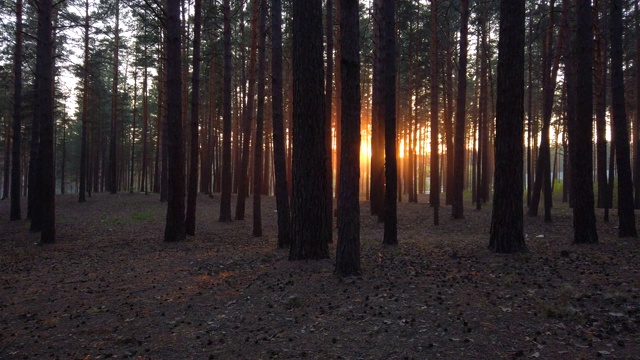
[185, 0, 202, 236]
[219, 0, 233, 222]
[573, 0, 598, 244]
[271, 0, 291, 248]
[382, 0, 397, 245]
[489, 0, 526, 253]
[595, 0, 608, 209]
[289, 0, 329, 260]
[163, 0, 186, 242]
[609, 0, 638, 237]
[451, 0, 469, 219]
[10, 0, 23, 220]
[325, 0, 334, 231]
[35, 0, 55, 243]
[335, 0, 361, 276]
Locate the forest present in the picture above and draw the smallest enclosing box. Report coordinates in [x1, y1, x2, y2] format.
[1, 0, 640, 358]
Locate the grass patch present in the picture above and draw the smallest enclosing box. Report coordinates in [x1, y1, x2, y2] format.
[131, 210, 155, 222]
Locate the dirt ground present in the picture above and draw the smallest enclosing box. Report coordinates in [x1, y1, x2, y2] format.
[1, 192, 639, 359]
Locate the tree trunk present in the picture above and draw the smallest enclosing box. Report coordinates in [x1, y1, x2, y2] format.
[289, 0, 330, 260]
[108, 0, 120, 194]
[430, 0, 439, 225]
[335, 0, 361, 276]
[609, 0, 638, 237]
[325, 0, 334, 230]
[252, 0, 267, 237]
[382, 0, 397, 245]
[35, 0, 55, 243]
[572, 0, 599, 244]
[10, 0, 23, 220]
[219, 0, 233, 222]
[489, 0, 526, 253]
[271, 0, 291, 248]
[185, 0, 202, 236]
[635, 0, 640, 209]
[595, 0, 608, 209]
[129, 72, 137, 193]
[370, 0, 385, 219]
[236, 0, 259, 220]
[451, 0, 469, 219]
[164, 0, 186, 242]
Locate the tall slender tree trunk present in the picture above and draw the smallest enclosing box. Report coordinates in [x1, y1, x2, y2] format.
[185, 0, 202, 236]
[382, 0, 397, 245]
[10, 0, 23, 220]
[430, 0, 439, 225]
[253, 0, 267, 237]
[60, 111, 67, 194]
[219, 0, 233, 222]
[635, 0, 640, 209]
[129, 72, 137, 193]
[236, 0, 259, 220]
[271, 0, 291, 248]
[572, 0, 599, 244]
[490, 0, 526, 253]
[335, 0, 361, 276]
[35, 0, 55, 243]
[370, 0, 385, 219]
[3, 123, 10, 200]
[108, 0, 120, 194]
[325, 0, 334, 230]
[164, 0, 186, 242]
[289, 0, 330, 260]
[452, 0, 469, 219]
[141, 55, 149, 194]
[595, 0, 608, 209]
[609, 0, 638, 237]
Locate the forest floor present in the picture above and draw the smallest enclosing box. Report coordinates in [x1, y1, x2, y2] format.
[0, 192, 639, 359]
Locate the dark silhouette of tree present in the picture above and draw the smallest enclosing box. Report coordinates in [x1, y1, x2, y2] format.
[609, 0, 638, 238]
[451, 0, 468, 219]
[289, 0, 330, 260]
[489, 0, 526, 253]
[572, 0, 598, 244]
[163, 0, 185, 242]
[382, 0, 397, 245]
[271, 0, 291, 248]
[430, 0, 439, 225]
[107, 0, 121, 194]
[219, 0, 233, 222]
[635, 0, 640, 209]
[253, 0, 267, 238]
[370, 0, 384, 220]
[35, 0, 55, 243]
[185, 0, 202, 236]
[236, 0, 259, 221]
[594, 0, 608, 209]
[325, 0, 335, 231]
[10, 0, 23, 220]
[335, 0, 361, 276]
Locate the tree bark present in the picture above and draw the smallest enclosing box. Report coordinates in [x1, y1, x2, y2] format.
[430, 0, 439, 225]
[35, 0, 55, 243]
[219, 0, 233, 222]
[451, 0, 469, 219]
[185, 0, 202, 236]
[164, 0, 186, 242]
[572, 0, 599, 244]
[10, 0, 23, 220]
[335, 0, 361, 276]
[271, 0, 291, 248]
[382, 0, 397, 245]
[609, 0, 638, 237]
[252, 0, 267, 237]
[289, 0, 330, 260]
[489, 0, 526, 253]
[108, 0, 120, 194]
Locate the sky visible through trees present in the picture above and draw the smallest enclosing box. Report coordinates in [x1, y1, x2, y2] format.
[1, 0, 639, 255]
